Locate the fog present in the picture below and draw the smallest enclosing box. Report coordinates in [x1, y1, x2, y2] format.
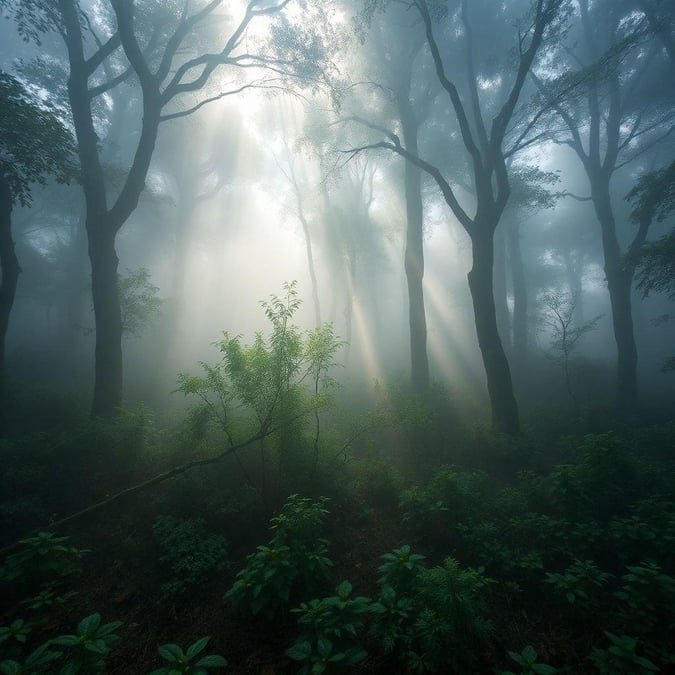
[3, 2, 675, 673]
[1, 0, 674, 423]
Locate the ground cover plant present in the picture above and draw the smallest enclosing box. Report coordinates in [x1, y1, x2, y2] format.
[1, 289, 674, 674]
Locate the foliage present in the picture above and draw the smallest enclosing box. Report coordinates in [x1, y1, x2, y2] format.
[633, 232, 675, 302]
[0, 641, 61, 674]
[540, 291, 603, 406]
[370, 550, 493, 673]
[615, 563, 675, 641]
[549, 433, 639, 522]
[627, 160, 675, 227]
[545, 559, 613, 607]
[152, 516, 229, 602]
[224, 495, 333, 619]
[377, 545, 426, 596]
[176, 282, 343, 486]
[0, 69, 76, 207]
[501, 645, 559, 675]
[149, 637, 227, 675]
[0, 532, 87, 595]
[286, 580, 371, 674]
[399, 467, 490, 544]
[589, 632, 659, 674]
[118, 268, 163, 338]
[49, 613, 122, 674]
[413, 558, 493, 671]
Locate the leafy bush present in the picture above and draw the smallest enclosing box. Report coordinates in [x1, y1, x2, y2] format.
[550, 433, 638, 522]
[501, 645, 559, 674]
[399, 467, 490, 545]
[49, 613, 122, 674]
[370, 551, 493, 673]
[413, 557, 493, 671]
[615, 562, 675, 643]
[377, 545, 426, 596]
[225, 495, 333, 619]
[286, 580, 372, 674]
[589, 632, 659, 674]
[176, 282, 343, 493]
[153, 516, 229, 602]
[150, 637, 227, 674]
[545, 559, 613, 608]
[0, 532, 86, 588]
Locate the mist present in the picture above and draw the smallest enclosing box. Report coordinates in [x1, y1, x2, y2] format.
[1, 1, 674, 673]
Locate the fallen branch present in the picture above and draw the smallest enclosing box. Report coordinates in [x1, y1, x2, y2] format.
[0, 427, 274, 555]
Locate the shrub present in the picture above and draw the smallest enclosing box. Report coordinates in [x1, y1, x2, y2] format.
[286, 580, 372, 674]
[589, 632, 659, 674]
[545, 559, 613, 608]
[501, 645, 559, 674]
[150, 637, 227, 674]
[225, 495, 333, 619]
[153, 516, 229, 602]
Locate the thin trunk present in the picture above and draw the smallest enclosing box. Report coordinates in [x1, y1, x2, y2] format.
[506, 218, 528, 370]
[301, 219, 321, 329]
[468, 228, 520, 434]
[0, 176, 19, 379]
[403, 160, 430, 394]
[399, 96, 430, 394]
[592, 178, 638, 411]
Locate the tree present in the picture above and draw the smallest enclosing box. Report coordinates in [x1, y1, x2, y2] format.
[628, 160, 675, 371]
[6, 0, 307, 417]
[0, 69, 75, 382]
[531, 0, 675, 412]
[541, 290, 603, 409]
[350, 0, 567, 434]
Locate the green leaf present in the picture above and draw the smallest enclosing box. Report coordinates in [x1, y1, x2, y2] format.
[77, 614, 101, 636]
[52, 634, 80, 647]
[533, 665, 558, 674]
[335, 580, 352, 598]
[158, 643, 184, 662]
[286, 641, 313, 661]
[317, 638, 333, 658]
[186, 637, 210, 659]
[194, 654, 228, 668]
[522, 645, 537, 663]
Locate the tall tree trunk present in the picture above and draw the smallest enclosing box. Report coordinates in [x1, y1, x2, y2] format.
[0, 176, 19, 379]
[468, 227, 520, 434]
[399, 98, 430, 394]
[89, 224, 123, 417]
[300, 214, 321, 329]
[592, 178, 638, 412]
[403, 160, 430, 394]
[506, 217, 528, 370]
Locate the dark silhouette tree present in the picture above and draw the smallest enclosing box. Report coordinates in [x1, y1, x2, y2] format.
[348, 0, 567, 434]
[7, 0, 301, 417]
[531, 0, 675, 412]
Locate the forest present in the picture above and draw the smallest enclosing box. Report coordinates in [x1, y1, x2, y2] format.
[0, 0, 674, 673]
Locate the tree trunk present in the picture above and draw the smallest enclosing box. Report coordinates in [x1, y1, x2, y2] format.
[403, 159, 430, 394]
[607, 267, 638, 412]
[399, 99, 430, 394]
[89, 224, 123, 417]
[506, 217, 528, 371]
[297, 207, 321, 328]
[468, 228, 520, 434]
[0, 176, 19, 379]
[592, 179, 638, 412]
